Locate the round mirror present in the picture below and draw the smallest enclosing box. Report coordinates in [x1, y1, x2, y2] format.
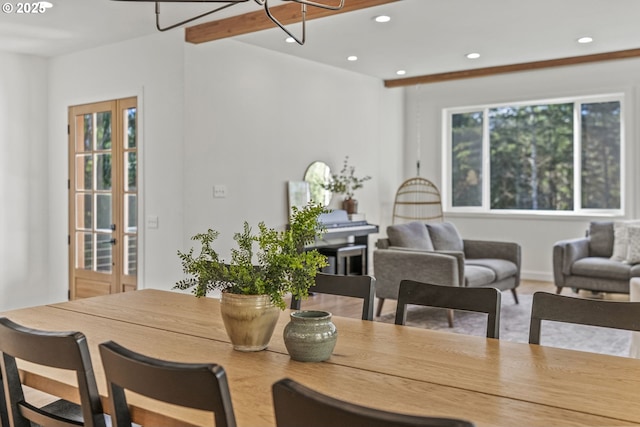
[304, 161, 332, 207]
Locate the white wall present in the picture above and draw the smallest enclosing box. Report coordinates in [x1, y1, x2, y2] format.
[182, 40, 403, 262]
[46, 30, 186, 304]
[0, 32, 403, 310]
[403, 59, 640, 281]
[0, 52, 50, 310]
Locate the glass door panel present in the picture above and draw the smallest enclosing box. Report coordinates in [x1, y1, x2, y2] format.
[95, 153, 112, 190]
[126, 152, 137, 191]
[96, 233, 113, 273]
[75, 194, 92, 230]
[76, 232, 93, 270]
[126, 108, 136, 148]
[124, 235, 137, 276]
[75, 155, 93, 190]
[95, 194, 112, 231]
[96, 111, 112, 150]
[125, 194, 137, 230]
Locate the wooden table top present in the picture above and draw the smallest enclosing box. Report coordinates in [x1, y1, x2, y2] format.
[3, 289, 640, 427]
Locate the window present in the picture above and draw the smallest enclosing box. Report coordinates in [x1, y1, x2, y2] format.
[445, 95, 622, 214]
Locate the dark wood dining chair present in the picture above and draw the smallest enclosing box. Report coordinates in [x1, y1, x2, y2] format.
[290, 272, 376, 320]
[272, 378, 475, 427]
[529, 291, 640, 345]
[0, 317, 107, 427]
[98, 340, 237, 427]
[395, 280, 502, 339]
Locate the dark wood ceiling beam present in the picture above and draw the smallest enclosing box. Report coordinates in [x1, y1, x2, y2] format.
[186, 0, 399, 44]
[384, 48, 640, 88]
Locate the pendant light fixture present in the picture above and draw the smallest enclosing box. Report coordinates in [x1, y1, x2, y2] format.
[112, 0, 345, 45]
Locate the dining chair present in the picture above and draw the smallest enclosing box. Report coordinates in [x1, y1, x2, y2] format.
[395, 280, 502, 339]
[98, 340, 237, 427]
[0, 317, 107, 427]
[272, 378, 475, 427]
[290, 272, 376, 321]
[528, 291, 640, 345]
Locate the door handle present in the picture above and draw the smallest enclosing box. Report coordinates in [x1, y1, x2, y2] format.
[110, 238, 117, 245]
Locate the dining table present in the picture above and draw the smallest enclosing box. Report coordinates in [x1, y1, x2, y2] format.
[2, 288, 640, 427]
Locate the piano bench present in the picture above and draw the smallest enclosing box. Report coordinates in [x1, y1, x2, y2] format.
[317, 244, 367, 276]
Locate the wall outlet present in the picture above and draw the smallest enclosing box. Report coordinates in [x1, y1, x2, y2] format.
[213, 184, 227, 198]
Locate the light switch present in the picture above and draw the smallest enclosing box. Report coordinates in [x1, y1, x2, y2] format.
[146, 215, 159, 229]
[213, 185, 227, 198]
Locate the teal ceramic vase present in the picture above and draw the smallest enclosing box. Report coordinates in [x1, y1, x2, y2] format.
[283, 310, 337, 362]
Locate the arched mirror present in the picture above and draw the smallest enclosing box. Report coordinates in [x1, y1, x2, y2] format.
[304, 161, 332, 207]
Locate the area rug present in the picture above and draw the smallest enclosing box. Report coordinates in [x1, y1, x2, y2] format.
[378, 294, 633, 357]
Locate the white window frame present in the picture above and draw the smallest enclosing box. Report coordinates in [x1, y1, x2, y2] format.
[442, 93, 625, 217]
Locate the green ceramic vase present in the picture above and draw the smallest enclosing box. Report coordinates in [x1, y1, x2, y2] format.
[283, 310, 337, 362]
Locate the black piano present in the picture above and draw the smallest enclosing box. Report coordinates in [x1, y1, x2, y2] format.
[310, 210, 378, 275]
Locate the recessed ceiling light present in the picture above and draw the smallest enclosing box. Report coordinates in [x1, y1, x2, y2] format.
[285, 37, 296, 44]
[374, 15, 391, 23]
[347, 55, 358, 61]
[396, 70, 406, 76]
[466, 52, 481, 59]
[577, 36, 594, 44]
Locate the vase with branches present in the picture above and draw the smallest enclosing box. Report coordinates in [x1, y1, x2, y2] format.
[174, 203, 328, 351]
[321, 156, 371, 214]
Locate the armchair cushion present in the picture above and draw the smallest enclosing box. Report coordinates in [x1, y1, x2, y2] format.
[571, 257, 630, 281]
[464, 265, 496, 287]
[386, 221, 434, 251]
[589, 221, 614, 257]
[466, 258, 518, 281]
[426, 222, 464, 252]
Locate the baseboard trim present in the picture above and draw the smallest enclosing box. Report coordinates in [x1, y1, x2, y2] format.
[521, 270, 553, 283]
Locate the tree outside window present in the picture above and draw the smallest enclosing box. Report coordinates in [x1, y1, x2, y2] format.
[448, 96, 622, 214]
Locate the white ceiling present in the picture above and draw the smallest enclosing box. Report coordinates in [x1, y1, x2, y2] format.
[2, 0, 640, 81]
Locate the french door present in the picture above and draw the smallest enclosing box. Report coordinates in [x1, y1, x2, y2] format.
[68, 97, 138, 299]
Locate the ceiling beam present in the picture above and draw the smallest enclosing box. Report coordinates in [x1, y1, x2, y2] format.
[185, 0, 399, 44]
[384, 47, 640, 88]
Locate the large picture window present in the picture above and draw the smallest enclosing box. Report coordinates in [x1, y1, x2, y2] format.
[446, 95, 622, 214]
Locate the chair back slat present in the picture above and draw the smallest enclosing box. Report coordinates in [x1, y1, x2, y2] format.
[290, 273, 375, 320]
[529, 292, 640, 345]
[395, 280, 501, 339]
[272, 378, 475, 427]
[1, 368, 8, 427]
[99, 340, 236, 427]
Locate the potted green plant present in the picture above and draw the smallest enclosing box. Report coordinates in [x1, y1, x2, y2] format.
[174, 203, 328, 352]
[321, 156, 371, 214]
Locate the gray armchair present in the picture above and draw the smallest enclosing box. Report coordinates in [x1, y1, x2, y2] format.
[553, 221, 640, 295]
[373, 221, 521, 317]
